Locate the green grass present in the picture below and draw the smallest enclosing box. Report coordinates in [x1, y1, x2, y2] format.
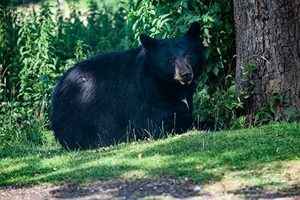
[0, 123, 299, 188]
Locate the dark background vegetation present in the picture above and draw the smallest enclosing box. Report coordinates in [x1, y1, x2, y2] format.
[0, 0, 281, 148]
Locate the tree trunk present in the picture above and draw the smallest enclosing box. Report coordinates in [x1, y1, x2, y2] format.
[234, 0, 300, 120]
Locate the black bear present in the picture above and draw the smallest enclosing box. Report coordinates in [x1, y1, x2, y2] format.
[51, 22, 206, 149]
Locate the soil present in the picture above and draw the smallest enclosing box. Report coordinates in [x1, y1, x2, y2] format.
[0, 178, 299, 200]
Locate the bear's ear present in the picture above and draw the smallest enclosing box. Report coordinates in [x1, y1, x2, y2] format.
[140, 34, 157, 49]
[186, 22, 201, 38]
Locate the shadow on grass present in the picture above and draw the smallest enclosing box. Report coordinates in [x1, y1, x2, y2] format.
[134, 123, 300, 171]
[0, 123, 299, 189]
[0, 144, 221, 187]
[0, 156, 139, 186]
[0, 146, 64, 159]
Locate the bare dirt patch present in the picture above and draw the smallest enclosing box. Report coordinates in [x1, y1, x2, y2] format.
[1, 177, 300, 200]
[0, 178, 206, 200]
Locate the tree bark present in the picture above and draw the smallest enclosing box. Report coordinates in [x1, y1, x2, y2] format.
[234, 0, 300, 119]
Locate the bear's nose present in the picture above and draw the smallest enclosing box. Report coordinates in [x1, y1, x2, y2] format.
[174, 58, 193, 85]
[180, 72, 193, 82]
[176, 72, 193, 85]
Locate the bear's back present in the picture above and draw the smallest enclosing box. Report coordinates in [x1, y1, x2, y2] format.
[77, 47, 143, 79]
[51, 47, 145, 128]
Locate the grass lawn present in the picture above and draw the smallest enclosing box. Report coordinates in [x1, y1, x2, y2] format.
[0, 122, 299, 195]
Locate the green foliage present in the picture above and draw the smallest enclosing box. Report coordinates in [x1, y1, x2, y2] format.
[193, 76, 244, 130]
[0, 6, 20, 102]
[18, 4, 57, 120]
[0, 102, 48, 149]
[0, 2, 129, 147]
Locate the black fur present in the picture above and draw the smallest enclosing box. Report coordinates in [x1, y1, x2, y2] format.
[51, 22, 206, 149]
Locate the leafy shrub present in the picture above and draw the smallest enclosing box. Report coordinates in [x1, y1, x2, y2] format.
[0, 6, 20, 102]
[0, 102, 47, 148]
[17, 4, 58, 121]
[0, 2, 130, 147]
[193, 77, 244, 130]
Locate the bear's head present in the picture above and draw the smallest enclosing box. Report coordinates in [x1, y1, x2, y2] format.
[140, 22, 205, 86]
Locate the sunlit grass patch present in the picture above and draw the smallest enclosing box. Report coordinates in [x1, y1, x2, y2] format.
[0, 123, 299, 189]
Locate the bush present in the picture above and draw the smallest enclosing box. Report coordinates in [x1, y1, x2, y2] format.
[0, 2, 130, 147]
[17, 4, 58, 121]
[0, 6, 20, 102]
[0, 102, 47, 148]
[193, 77, 244, 130]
